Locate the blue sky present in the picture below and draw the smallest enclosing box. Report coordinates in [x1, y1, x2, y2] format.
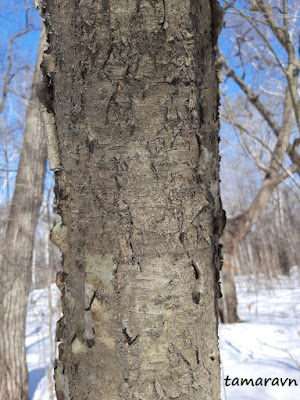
[0, 0, 41, 202]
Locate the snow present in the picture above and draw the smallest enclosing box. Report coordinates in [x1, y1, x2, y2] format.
[26, 285, 60, 400]
[220, 266, 300, 400]
[26, 268, 300, 399]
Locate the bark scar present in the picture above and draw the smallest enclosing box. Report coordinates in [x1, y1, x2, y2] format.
[122, 328, 139, 345]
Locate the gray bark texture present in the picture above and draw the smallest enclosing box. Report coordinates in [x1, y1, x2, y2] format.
[41, 1, 224, 399]
[0, 32, 47, 399]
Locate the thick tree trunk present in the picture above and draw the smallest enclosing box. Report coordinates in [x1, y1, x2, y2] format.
[218, 263, 239, 324]
[42, 1, 224, 399]
[0, 33, 47, 399]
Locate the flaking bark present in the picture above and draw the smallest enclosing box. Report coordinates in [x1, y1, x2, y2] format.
[43, 1, 224, 399]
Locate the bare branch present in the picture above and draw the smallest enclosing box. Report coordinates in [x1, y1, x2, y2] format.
[255, 0, 287, 47]
[268, 88, 294, 177]
[287, 138, 300, 170]
[224, 0, 287, 73]
[224, 0, 300, 131]
[0, 14, 30, 113]
[219, 51, 281, 136]
[222, 95, 269, 172]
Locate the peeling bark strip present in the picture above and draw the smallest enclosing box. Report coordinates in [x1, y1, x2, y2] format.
[42, 1, 224, 399]
[40, 102, 61, 171]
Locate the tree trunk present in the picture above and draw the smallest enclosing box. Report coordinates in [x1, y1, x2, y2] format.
[42, 1, 224, 398]
[220, 174, 292, 323]
[0, 32, 47, 399]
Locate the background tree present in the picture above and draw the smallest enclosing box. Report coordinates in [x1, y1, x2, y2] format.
[218, 0, 300, 323]
[0, 1, 33, 207]
[0, 30, 47, 399]
[39, 0, 225, 398]
[233, 186, 300, 279]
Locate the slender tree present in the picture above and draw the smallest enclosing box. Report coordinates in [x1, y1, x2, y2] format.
[0, 32, 47, 399]
[39, 1, 225, 398]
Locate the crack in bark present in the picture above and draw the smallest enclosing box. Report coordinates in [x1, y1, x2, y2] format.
[105, 85, 118, 125]
[191, 260, 200, 280]
[179, 231, 185, 245]
[196, 348, 200, 364]
[137, 260, 142, 273]
[161, 0, 166, 29]
[102, 46, 113, 70]
[150, 162, 159, 178]
[86, 338, 95, 348]
[171, 343, 194, 385]
[71, 333, 77, 344]
[84, 291, 95, 311]
[154, 376, 166, 399]
[192, 291, 200, 304]
[122, 328, 139, 345]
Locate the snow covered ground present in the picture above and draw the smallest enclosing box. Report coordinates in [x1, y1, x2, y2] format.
[220, 267, 300, 400]
[26, 285, 60, 400]
[26, 268, 300, 399]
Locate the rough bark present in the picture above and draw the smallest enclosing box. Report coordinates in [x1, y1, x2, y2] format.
[42, 1, 224, 399]
[0, 32, 47, 400]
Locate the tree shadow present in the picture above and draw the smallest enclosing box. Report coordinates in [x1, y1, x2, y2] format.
[28, 367, 45, 399]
